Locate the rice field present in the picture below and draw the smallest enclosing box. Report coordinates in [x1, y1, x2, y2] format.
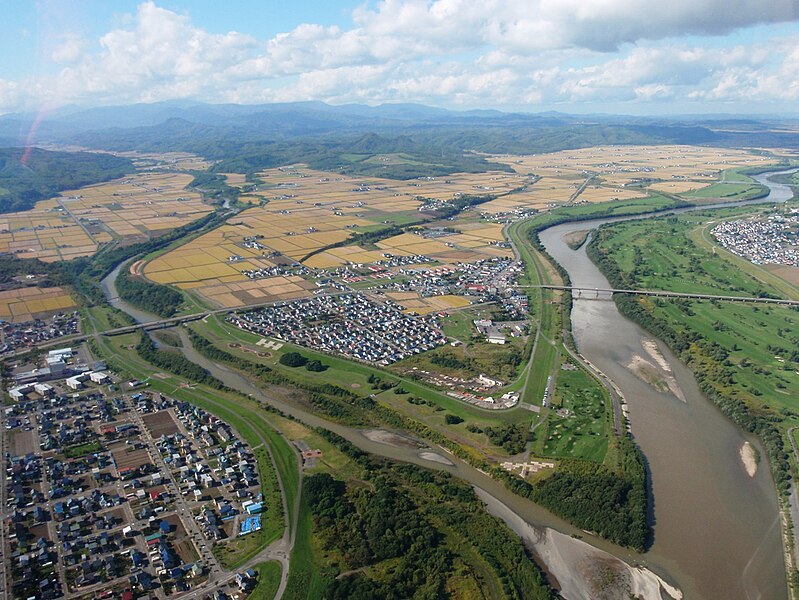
[489, 145, 777, 205]
[0, 171, 210, 262]
[0, 286, 76, 322]
[143, 146, 784, 306]
[384, 292, 471, 315]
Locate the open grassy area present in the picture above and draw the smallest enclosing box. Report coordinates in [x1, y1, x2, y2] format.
[248, 561, 282, 600]
[282, 494, 332, 600]
[592, 210, 780, 296]
[682, 181, 766, 200]
[538, 362, 611, 462]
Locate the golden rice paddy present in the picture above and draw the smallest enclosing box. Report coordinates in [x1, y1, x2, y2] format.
[384, 292, 472, 315]
[0, 286, 76, 322]
[0, 171, 210, 262]
[145, 146, 784, 304]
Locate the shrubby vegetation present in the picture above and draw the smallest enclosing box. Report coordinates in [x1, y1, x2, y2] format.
[279, 351, 308, 367]
[136, 333, 225, 389]
[484, 423, 530, 455]
[307, 430, 556, 599]
[495, 436, 649, 551]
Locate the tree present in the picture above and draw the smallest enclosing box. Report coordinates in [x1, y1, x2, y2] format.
[279, 351, 308, 367]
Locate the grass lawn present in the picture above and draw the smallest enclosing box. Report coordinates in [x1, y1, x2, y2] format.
[681, 181, 766, 200]
[282, 494, 331, 600]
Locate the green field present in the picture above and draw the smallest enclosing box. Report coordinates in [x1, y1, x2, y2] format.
[682, 181, 767, 201]
[248, 561, 282, 600]
[538, 363, 611, 462]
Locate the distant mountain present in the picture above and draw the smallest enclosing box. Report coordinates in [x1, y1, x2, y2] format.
[1, 101, 797, 176]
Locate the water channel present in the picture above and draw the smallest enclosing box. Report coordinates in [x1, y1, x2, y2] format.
[101, 167, 797, 599]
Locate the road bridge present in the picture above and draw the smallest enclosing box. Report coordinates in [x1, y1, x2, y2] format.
[516, 285, 799, 306]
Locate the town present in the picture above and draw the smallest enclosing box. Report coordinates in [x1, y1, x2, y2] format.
[2, 347, 268, 599]
[228, 293, 448, 365]
[712, 212, 799, 266]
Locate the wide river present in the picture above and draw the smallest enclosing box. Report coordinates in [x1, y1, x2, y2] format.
[102, 167, 796, 599]
[538, 168, 797, 600]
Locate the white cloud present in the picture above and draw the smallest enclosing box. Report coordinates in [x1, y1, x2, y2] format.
[0, 0, 798, 114]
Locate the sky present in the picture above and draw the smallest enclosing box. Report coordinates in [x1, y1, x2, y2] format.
[0, 0, 798, 116]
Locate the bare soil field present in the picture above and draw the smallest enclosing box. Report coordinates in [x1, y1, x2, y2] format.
[142, 410, 180, 437]
[9, 429, 37, 455]
[109, 442, 153, 471]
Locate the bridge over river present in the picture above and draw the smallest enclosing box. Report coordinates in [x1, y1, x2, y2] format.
[517, 284, 799, 306]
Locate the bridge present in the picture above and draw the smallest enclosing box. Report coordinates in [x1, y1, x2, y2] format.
[516, 285, 799, 306]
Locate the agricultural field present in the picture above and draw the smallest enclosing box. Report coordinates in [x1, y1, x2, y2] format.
[0, 198, 97, 261]
[0, 171, 210, 261]
[59, 171, 210, 241]
[0, 286, 76, 322]
[383, 292, 470, 315]
[142, 146, 786, 308]
[117, 150, 211, 171]
[490, 144, 778, 205]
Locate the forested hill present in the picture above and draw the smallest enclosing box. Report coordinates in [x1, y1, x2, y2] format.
[0, 147, 134, 214]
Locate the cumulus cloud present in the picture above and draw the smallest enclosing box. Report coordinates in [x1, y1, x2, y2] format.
[1, 0, 798, 114]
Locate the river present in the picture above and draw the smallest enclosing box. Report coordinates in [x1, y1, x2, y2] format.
[101, 167, 796, 599]
[538, 168, 796, 600]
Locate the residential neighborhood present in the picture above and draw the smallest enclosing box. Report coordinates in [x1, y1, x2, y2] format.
[228, 292, 448, 365]
[712, 212, 799, 266]
[1, 350, 268, 599]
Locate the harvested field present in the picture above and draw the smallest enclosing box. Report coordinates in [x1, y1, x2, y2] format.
[0, 169, 210, 262]
[766, 265, 799, 286]
[109, 441, 153, 471]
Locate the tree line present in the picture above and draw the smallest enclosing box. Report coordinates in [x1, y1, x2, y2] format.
[0, 147, 133, 214]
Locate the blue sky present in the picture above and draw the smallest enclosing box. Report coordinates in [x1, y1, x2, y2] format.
[0, 0, 797, 115]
